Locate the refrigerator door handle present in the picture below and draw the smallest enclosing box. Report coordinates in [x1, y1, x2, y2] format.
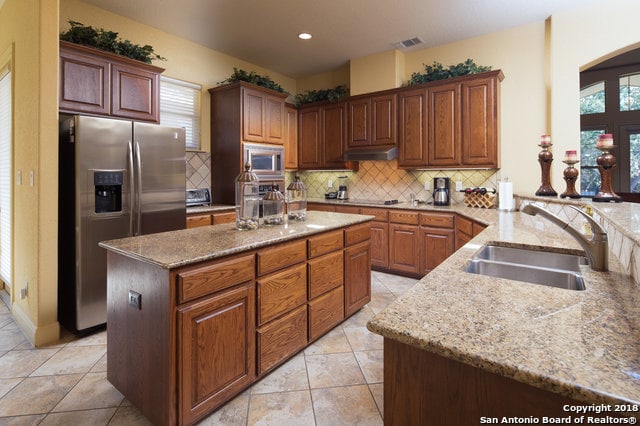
[128, 140, 135, 236]
[134, 140, 143, 236]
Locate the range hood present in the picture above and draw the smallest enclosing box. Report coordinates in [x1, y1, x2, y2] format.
[343, 146, 398, 161]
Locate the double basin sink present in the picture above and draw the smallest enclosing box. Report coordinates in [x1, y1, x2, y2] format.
[464, 244, 588, 290]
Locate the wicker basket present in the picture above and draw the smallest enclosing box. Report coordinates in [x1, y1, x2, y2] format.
[463, 192, 496, 209]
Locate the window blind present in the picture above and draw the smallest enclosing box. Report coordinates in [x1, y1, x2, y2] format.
[0, 66, 12, 288]
[160, 76, 201, 150]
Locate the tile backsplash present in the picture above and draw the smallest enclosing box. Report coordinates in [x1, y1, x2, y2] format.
[186, 151, 211, 189]
[293, 160, 498, 204]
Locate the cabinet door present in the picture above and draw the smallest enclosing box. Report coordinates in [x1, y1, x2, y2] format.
[111, 63, 160, 123]
[370, 220, 389, 269]
[421, 227, 455, 274]
[178, 282, 255, 425]
[186, 214, 212, 228]
[389, 223, 421, 275]
[257, 305, 307, 375]
[265, 96, 285, 144]
[428, 82, 461, 167]
[461, 76, 498, 167]
[371, 94, 397, 146]
[309, 286, 344, 341]
[347, 97, 370, 147]
[298, 107, 322, 169]
[257, 263, 307, 325]
[398, 88, 428, 167]
[243, 88, 265, 142]
[322, 102, 348, 168]
[212, 211, 235, 225]
[344, 240, 372, 316]
[59, 46, 110, 116]
[285, 106, 298, 169]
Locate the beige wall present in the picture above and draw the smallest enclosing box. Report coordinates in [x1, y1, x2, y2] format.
[0, 0, 60, 345]
[60, 0, 298, 152]
[296, 64, 350, 96]
[550, 0, 640, 192]
[350, 50, 406, 95]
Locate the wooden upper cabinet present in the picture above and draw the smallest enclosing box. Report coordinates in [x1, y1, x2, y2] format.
[461, 75, 499, 167]
[59, 41, 163, 123]
[347, 93, 397, 148]
[398, 88, 428, 167]
[322, 102, 348, 168]
[428, 81, 461, 167]
[298, 106, 322, 169]
[242, 87, 285, 144]
[285, 105, 298, 169]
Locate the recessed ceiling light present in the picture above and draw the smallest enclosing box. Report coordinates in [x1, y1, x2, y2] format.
[298, 33, 312, 40]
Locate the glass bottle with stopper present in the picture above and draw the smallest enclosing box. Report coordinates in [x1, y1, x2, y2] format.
[286, 174, 307, 221]
[235, 162, 260, 230]
[262, 184, 285, 226]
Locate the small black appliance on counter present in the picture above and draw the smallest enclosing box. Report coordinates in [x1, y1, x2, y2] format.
[433, 177, 450, 206]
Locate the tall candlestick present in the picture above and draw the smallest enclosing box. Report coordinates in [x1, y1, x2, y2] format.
[535, 136, 557, 196]
[593, 144, 622, 203]
[596, 133, 614, 149]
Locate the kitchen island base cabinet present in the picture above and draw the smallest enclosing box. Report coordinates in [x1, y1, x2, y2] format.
[383, 338, 598, 426]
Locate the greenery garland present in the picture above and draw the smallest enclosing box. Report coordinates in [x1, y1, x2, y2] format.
[294, 85, 350, 105]
[60, 20, 165, 64]
[408, 59, 491, 86]
[218, 68, 287, 94]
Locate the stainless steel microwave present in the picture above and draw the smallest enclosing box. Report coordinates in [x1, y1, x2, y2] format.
[242, 142, 285, 181]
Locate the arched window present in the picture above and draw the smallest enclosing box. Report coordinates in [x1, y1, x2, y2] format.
[580, 48, 640, 202]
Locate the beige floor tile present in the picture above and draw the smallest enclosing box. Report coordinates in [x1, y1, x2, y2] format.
[30, 345, 106, 376]
[247, 390, 315, 425]
[108, 405, 153, 426]
[52, 372, 123, 412]
[354, 350, 384, 384]
[367, 292, 397, 314]
[0, 414, 46, 425]
[311, 385, 383, 426]
[66, 329, 107, 347]
[0, 349, 60, 379]
[197, 389, 249, 426]
[90, 354, 107, 373]
[39, 407, 116, 425]
[0, 378, 21, 399]
[369, 383, 384, 417]
[371, 280, 389, 294]
[304, 327, 351, 355]
[378, 275, 418, 296]
[305, 352, 365, 389]
[0, 374, 83, 416]
[341, 305, 375, 329]
[251, 354, 308, 394]
[0, 314, 14, 329]
[343, 326, 383, 351]
[0, 330, 28, 352]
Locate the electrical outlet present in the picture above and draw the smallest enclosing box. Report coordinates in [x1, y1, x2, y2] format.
[128, 290, 142, 310]
[455, 181, 463, 191]
[328, 179, 333, 188]
[424, 181, 430, 191]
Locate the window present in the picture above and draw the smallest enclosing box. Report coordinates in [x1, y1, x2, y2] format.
[160, 76, 201, 150]
[619, 72, 640, 111]
[0, 63, 12, 290]
[580, 81, 605, 114]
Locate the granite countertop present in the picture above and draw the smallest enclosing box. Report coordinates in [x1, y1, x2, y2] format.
[186, 204, 234, 214]
[99, 211, 373, 269]
[365, 198, 640, 407]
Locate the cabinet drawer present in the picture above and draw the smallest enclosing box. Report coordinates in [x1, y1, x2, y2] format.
[212, 211, 235, 224]
[420, 212, 455, 229]
[360, 207, 388, 222]
[257, 263, 307, 325]
[257, 305, 307, 375]
[308, 203, 336, 212]
[308, 250, 344, 299]
[257, 239, 307, 276]
[308, 230, 343, 258]
[186, 214, 212, 228]
[308, 286, 344, 341]
[335, 205, 360, 214]
[456, 215, 473, 236]
[344, 222, 371, 246]
[177, 254, 255, 303]
[389, 210, 419, 225]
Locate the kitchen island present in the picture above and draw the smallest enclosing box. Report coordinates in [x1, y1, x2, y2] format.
[365, 197, 640, 424]
[99, 211, 373, 426]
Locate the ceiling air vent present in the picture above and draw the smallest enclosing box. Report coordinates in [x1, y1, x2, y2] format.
[396, 36, 424, 49]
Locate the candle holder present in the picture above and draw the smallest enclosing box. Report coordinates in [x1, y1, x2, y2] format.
[560, 160, 581, 199]
[535, 143, 558, 196]
[593, 146, 622, 203]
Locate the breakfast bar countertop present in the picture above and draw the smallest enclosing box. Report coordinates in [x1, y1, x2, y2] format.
[363, 198, 640, 408]
[99, 211, 373, 269]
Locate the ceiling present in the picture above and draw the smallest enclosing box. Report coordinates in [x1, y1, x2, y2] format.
[82, 0, 603, 79]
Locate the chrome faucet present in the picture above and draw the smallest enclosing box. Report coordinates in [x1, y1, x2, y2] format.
[521, 203, 608, 271]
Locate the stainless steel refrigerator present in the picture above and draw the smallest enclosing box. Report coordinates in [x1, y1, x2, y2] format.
[58, 115, 186, 333]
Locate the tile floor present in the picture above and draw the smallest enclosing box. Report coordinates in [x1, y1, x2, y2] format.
[0, 271, 417, 425]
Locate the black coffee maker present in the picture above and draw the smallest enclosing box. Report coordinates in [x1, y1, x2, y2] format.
[433, 177, 450, 206]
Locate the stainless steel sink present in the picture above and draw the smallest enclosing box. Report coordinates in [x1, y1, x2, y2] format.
[473, 245, 587, 273]
[464, 245, 587, 291]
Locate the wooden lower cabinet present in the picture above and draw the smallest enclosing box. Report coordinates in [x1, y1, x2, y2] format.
[257, 263, 307, 325]
[344, 240, 372, 316]
[421, 227, 455, 273]
[369, 221, 389, 269]
[309, 286, 344, 340]
[178, 282, 255, 425]
[257, 305, 308, 374]
[186, 214, 212, 228]
[389, 223, 421, 276]
[187, 210, 235, 228]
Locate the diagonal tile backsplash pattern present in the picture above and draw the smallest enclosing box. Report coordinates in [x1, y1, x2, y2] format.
[293, 160, 498, 204]
[186, 151, 211, 190]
